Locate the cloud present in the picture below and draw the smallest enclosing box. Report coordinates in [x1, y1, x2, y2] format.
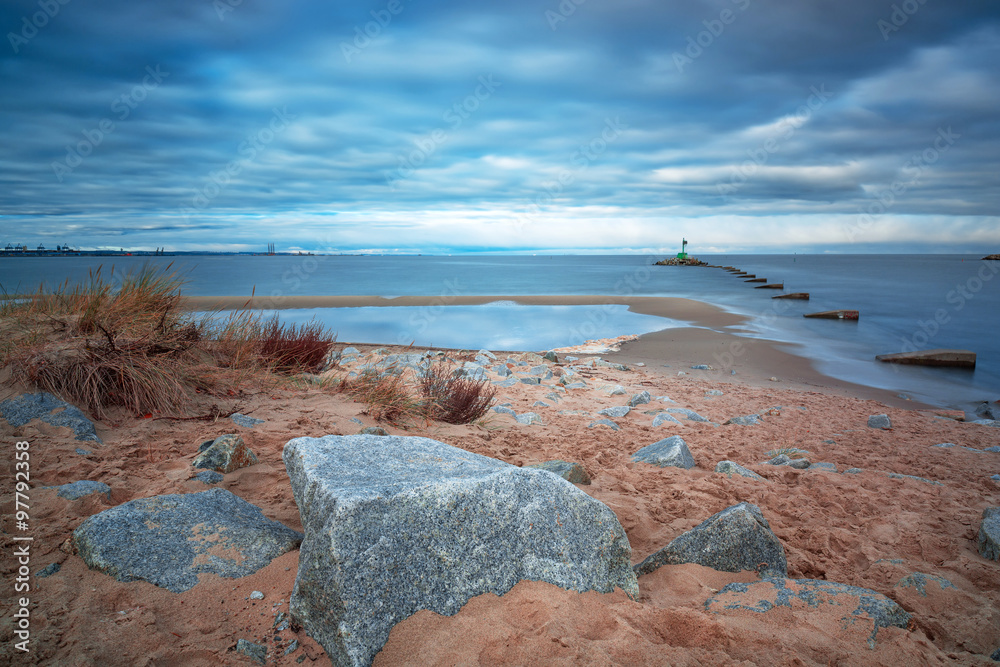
[1, 0, 998, 253]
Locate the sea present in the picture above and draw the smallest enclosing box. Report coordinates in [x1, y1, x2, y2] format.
[2, 253, 998, 411]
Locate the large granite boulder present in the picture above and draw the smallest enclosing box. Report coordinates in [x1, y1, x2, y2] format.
[979, 507, 1000, 561]
[705, 578, 912, 649]
[632, 435, 696, 469]
[283, 434, 637, 667]
[0, 392, 102, 443]
[73, 488, 302, 593]
[634, 502, 787, 578]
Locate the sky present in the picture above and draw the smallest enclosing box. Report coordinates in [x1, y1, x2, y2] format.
[2, 0, 999, 255]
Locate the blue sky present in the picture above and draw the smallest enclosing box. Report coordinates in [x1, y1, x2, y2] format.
[2, 0, 999, 254]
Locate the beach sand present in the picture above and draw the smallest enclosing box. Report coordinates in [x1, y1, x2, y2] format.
[2, 297, 999, 665]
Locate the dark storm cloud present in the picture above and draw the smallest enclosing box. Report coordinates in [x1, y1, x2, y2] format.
[1, 0, 998, 253]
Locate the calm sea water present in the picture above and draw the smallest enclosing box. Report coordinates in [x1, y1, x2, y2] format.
[2, 254, 998, 410]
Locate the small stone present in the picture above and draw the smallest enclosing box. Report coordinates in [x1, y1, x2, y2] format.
[230, 413, 265, 429]
[598, 406, 631, 419]
[493, 378, 518, 387]
[56, 480, 111, 501]
[715, 461, 765, 481]
[705, 390, 724, 396]
[250, 590, 264, 600]
[542, 350, 559, 362]
[724, 414, 761, 426]
[632, 436, 696, 469]
[652, 412, 683, 427]
[563, 382, 587, 390]
[194, 470, 224, 485]
[787, 459, 811, 469]
[519, 377, 541, 385]
[666, 408, 710, 423]
[36, 562, 61, 578]
[807, 462, 838, 473]
[608, 385, 626, 396]
[868, 414, 892, 429]
[588, 419, 620, 431]
[886, 472, 942, 485]
[894, 573, 955, 597]
[236, 638, 267, 665]
[492, 406, 517, 417]
[75, 448, 91, 456]
[768, 377, 779, 382]
[627, 391, 651, 407]
[358, 427, 389, 436]
[532, 401, 550, 408]
[515, 412, 542, 425]
[192, 434, 259, 474]
[527, 460, 591, 485]
[690, 364, 711, 370]
[844, 468, 863, 474]
[284, 640, 300, 656]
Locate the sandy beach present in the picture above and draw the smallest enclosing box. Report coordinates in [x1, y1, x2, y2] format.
[2, 296, 999, 665]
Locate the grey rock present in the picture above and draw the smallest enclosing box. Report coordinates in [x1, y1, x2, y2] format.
[632, 436, 696, 469]
[342, 347, 360, 356]
[867, 414, 892, 429]
[494, 364, 511, 377]
[886, 472, 942, 486]
[249, 590, 264, 600]
[978, 507, 1000, 561]
[991, 647, 1000, 661]
[36, 562, 61, 578]
[544, 393, 562, 403]
[666, 408, 710, 422]
[532, 401, 550, 408]
[194, 470, 224, 485]
[493, 377, 518, 387]
[627, 391, 651, 408]
[704, 578, 911, 649]
[654, 395, 676, 403]
[515, 412, 542, 425]
[636, 502, 786, 578]
[932, 443, 957, 448]
[56, 480, 111, 501]
[975, 401, 999, 421]
[598, 406, 631, 419]
[608, 385, 626, 396]
[563, 382, 587, 390]
[807, 462, 838, 473]
[492, 406, 517, 418]
[993, 474, 1000, 482]
[787, 458, 811, 470]
[894, 572, 955, 597]
[198, 438, 215, 453]
[477, 349, 497, 361]
[588, 419, 620, 431]
[73, 488, 302, 593]
[705, 390, 724, 396]
[284, 639, 300, 656]
[844, 468, 864, 475]
[75, 448, 91, 456]
[986, 446, 1000, 453]
[766, 454, 792, 466]
[564, 355, 578, 361]
[282, 435, 638, 667]
[595, 360, 629, 371]
[715, 461, 766, 481]
[526, 460, 591, 485]
[0, 392, 102, 443]
[652, 412, 684, 427]
[519, 377, 541, 385]
[542, 350, 559, 362]
[236, 639, 267, 665]
[690, 364, 711, 370]
[970, 419, 1000, 427]
[192, 434, 259, 474]
[527, 365, 553, 379]
[456, 365, 486, 381]
[358, 426, 389, 436]
[725, 414, 761, 426]
[230, 413, 264, 428]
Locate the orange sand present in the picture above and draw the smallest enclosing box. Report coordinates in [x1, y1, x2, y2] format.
[2, 337, 999, 665]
